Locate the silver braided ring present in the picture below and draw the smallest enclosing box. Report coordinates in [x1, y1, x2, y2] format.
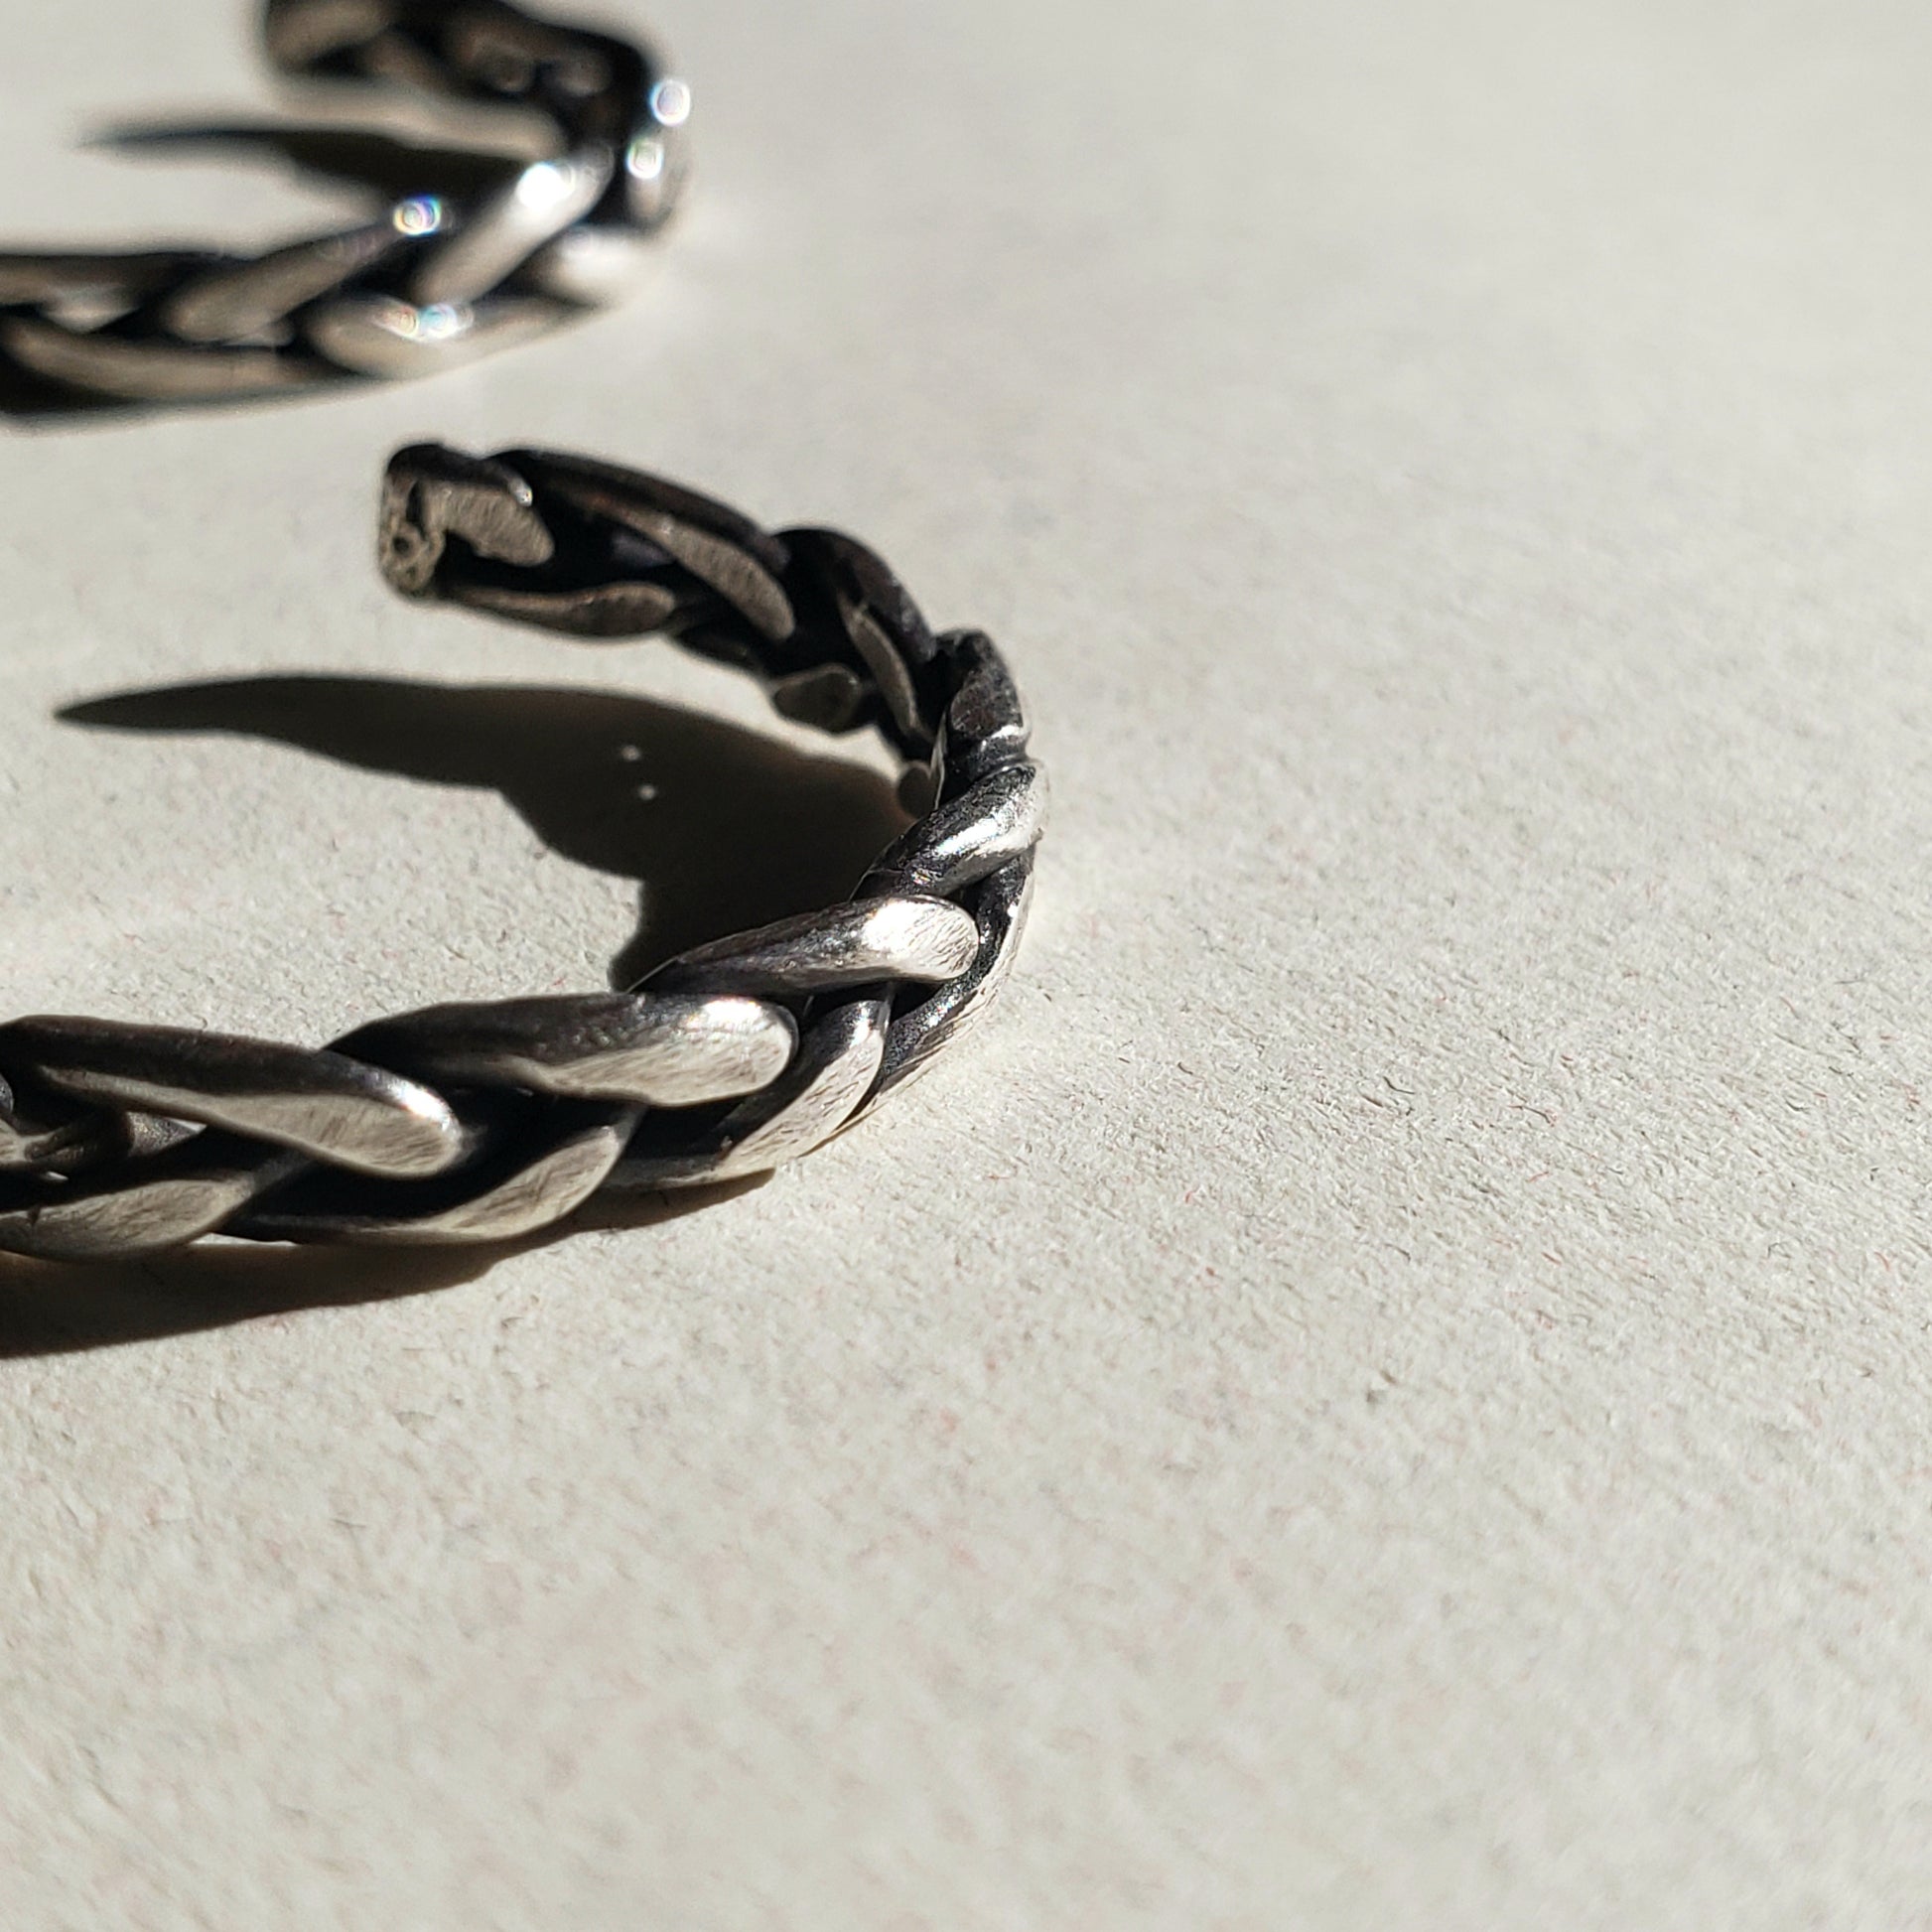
[1, 0, 688, 404]
[0, 444, 1045, 1260]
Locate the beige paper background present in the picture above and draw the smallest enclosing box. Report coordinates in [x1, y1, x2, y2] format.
[5, 0, 1932, 1924]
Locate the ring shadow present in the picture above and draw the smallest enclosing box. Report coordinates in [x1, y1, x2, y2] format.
[0, 673, 909, 1356]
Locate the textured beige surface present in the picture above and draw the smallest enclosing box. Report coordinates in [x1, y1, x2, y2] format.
[5, 0, 1932, 1924]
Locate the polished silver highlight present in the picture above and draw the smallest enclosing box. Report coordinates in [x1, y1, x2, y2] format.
[338, 995, 797, 1106]
[0, 1139, 307, 1263]
[862, 762, 1050, 898]
[0, 1018, 465, 1178]
[239, 1105, 636, 1245]
[0, 0, 689, 405]
[867, 863, 1037, 1109]
[0, 445, 1042, 1257]
[612, 1000, 892, 1192]
[647, 898, 982, 999]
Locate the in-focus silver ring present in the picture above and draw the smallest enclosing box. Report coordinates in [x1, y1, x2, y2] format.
[0, 0, 689, 404]
[0, 444, 1045, 1259]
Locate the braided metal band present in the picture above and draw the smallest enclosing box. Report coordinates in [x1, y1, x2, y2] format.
[0, 444, 1045, 1260]
[0, 0, 687, 404]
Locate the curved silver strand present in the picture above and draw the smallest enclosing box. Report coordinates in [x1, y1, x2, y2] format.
[0, 0, 689, 405]
[0, 445, 1045, 1257]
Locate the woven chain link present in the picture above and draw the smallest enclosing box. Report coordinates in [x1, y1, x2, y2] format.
[0, 0, 688, 403]
[0, 445, 1046, 1258]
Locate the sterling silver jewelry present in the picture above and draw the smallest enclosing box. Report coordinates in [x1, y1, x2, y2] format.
[0, 445, 1045, 1260]
[0, 0, 689, 403]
